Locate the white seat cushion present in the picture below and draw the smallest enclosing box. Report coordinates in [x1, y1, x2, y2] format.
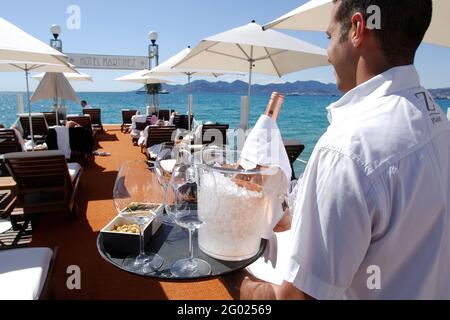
[67, 163, 82, 183]
[0, 248, 53, 300]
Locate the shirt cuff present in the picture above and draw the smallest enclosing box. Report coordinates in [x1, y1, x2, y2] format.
[285, 260, 347, 300]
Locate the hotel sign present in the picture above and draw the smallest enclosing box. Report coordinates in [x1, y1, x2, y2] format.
[66, 53, 148, 70]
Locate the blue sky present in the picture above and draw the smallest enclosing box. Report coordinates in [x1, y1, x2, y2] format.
[1, 0, 449, 92]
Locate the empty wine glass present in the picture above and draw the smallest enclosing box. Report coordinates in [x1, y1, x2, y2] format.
[165, 162, 219, 278]
[155, 143, 191, 225]
[113, 160, 164, 274]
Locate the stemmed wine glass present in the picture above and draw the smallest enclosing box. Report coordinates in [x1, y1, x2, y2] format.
[154, 143, 191, 225]
[113, 160, 164, 274]
[165, 161, 219, 278]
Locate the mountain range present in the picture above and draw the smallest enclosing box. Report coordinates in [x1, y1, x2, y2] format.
[155, 80, 450, 99]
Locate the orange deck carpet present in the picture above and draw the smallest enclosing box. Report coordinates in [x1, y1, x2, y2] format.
[29, 126, 234, 300]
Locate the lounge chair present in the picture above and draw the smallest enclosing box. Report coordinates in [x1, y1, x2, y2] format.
[2, 151, 82, 228]
[157, 109, 174, 121]
[0, 129, 24, 177]
[132, 116, 153, 145]
[66, 115, 96, 139]
[121, 109, 138, 133]
[0, 247, 57, 300]
[145, 126, 177, 159]
[173, 115, 194, 130]
[283, 140, 305, 180]
[202, 124, 230, 147]
[83, 108, 104, 133]
[19, 115, 49, 144]
[0, 129, 23, 155]
[43, 112, 58, 127]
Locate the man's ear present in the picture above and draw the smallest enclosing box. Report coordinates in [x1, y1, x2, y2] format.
[351, 12, 366, 48]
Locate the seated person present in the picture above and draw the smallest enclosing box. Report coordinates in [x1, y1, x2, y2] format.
[80, 100, 91, 110]
[150, 115, 158, 126]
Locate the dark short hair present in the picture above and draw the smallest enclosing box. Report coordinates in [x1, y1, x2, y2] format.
[81, 100, 87, 105]
[333, 0, 432, 65]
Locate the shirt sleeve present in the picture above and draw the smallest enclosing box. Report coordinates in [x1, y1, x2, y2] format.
[285, 147, 373, 300]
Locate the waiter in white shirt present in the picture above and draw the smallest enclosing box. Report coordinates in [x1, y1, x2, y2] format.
[224, 0, 450, 300]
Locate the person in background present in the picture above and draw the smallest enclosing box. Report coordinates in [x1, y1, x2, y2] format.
[226, 0, 450, 300]
[80, 100, 91, 109]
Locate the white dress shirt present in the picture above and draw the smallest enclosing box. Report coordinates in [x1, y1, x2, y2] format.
[285, 65, 450, 300]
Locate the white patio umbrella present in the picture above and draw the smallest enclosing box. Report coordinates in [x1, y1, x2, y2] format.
[263, 0, 450, 48]
[32, 71, 93, 82]
[31, 72, 80, 124]
[0, 17, 77, 147]
[114, 69, 173, 84]
[174, 21, 329, 128]
[144, 47, 230, 130]
[115, 70, 173, 114]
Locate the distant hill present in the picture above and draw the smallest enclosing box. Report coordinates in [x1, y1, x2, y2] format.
[429, 88, 450, 100]
[160, 80, 341, 96]
[144, 80, 450, 100]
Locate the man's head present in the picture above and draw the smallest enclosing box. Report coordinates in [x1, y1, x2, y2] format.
[327, 0, 432, 92]
[81, 100, 88, 108]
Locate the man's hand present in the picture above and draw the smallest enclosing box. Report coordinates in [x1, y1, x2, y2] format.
[274, 210, 291, 233]
[221, 271, 314, 300]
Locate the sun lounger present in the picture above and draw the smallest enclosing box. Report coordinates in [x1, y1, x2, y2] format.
[2, 151, 82, 228]
[18, 114, 49, 144]
[145, 126, 177, 159]
[173, 115, 194, 130]
[0, 247, 57, 300]
[121, 109, 138, 133]
[43, 112, 58, 127]
[83, 108, 104, 133]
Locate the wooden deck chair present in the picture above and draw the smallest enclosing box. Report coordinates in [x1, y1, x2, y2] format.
[66, 115, 95, 136]
[43, 112, 58, 127]
[284, 140, 305, 180]
[202, 124, 229, 147]
[173, 115, 194, 130]
[121, 109, 137, 133]
[0, 129, 23, 155]
[145, 126, 177, 159]
[132, 117, 154, 145]
[157, 110, 172, 121]
[19, 115, 49, 143]
[3, 151, 83, 227]
[0, 129, 23, 177]
[83, 108, 104, 133]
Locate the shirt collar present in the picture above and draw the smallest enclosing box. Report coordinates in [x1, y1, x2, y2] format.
[327, 65, 421, 125]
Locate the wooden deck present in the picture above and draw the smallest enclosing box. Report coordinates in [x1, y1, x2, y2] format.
[27, 125, 236, 300]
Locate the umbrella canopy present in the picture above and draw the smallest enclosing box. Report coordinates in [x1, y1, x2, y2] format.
[114, 70, 173, 84]
[144, 47, 232, 131]
[143, 47, 226, 80]
[263, 0, 450, 48]
[32, 71, 93, 82]
[0, 17, 77, 148]
[31, 72, 79, 103]
[0, 18, 76, 72]
[175, 21, 329, 129]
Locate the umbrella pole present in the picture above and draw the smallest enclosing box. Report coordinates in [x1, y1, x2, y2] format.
[188, 73, 192, 132]
[25, 67, 35, 151]
[245, 53, 254, 131]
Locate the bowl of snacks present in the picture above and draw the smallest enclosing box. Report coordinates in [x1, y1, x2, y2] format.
[101, 206, 163, 255]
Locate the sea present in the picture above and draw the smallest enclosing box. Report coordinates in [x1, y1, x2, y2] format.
[1, 92, 449, 175]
